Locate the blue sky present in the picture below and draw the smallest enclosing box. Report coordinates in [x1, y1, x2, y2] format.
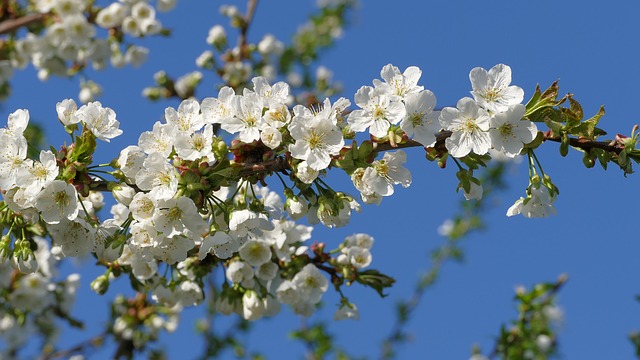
[6, 1, 640, 359]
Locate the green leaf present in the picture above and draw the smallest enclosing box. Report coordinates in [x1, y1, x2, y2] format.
[543, 114, 564, 134]
[212, 166, 239, 179]
[355, 269, 396, 297]
[524, 81, 566, 118]
[593, 148, 609, 170]
[568, 94, 584, 121]
[572, 105, 607, 139]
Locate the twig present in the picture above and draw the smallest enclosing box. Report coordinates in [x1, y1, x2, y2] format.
[85, 128, 626, 193]
[542, 133, 624, 154]
[39, 333, 106, 360]
[0, 13, 45, 35]
[238, 0, 258, 48]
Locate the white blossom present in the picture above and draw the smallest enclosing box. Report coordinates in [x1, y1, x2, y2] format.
[348, 85, 406, 138]
[289, 99, 344, 171]
[135, 152, 179, 200]
[76, 101, 123, 142]
[400, 90, 441, 147]
[165, 98, 205, 134]
[470, 64, 524, 113]
[35, 180, 79, 224]
[373, 64, 424, 101]
[439, 97, 491, 158]
[238, 239, 272, 267]
[362, 150, 411, 197]
[489, 104, 537, 158]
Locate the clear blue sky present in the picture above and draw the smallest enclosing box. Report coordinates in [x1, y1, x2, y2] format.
[7, 1, 640, 359]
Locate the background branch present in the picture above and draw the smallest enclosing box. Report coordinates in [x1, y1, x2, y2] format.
[0, 13, 45, 35]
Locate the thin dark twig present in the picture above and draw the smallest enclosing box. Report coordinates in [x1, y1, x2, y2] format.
[238, 0, 258, 48]
[39, 333, 107, 360]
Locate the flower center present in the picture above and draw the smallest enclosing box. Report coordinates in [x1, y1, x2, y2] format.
[245, 115, 257, 127]
[463, 118, 479, 133]
[53, 191, 70, 207]
[192, 135, 205, 150]
[375, 160, 390, 177]
[482, 88, 501, 102]
[307, 130, 324, 149]
[499, 123, 513, 137]
[33, 164, 48, 179]
[410, 112, 424, 127]
[167, 206, 183, 221]
[373, 106, 385, 120]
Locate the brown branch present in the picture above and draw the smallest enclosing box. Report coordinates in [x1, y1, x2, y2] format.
[542, 133, 624, 154]
[237, 155, 288, 177]
[0, 13, 45, 35]
[238, 0, 258, 48]
[86, 130, 627, 192]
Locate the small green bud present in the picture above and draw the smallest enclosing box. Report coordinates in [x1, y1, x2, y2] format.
[91, 274, 110, 295]
[0, 235, 12, 261]
[582, 152, 595, 168]
[560, 134, 569, 157]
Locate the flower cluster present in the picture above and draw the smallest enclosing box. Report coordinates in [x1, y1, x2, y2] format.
[0, 237, 80, 357]
[0, 61, 619, 332]
[0, 0, 177, 100]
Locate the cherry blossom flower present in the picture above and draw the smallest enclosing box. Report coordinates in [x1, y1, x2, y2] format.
[289, 99, 344, 171]
[2, 109, 29, 137]
[373, 64, 424, 101]
[507, 185, 557, 218]
[116, 145, 146, 183]
[222, 92, 265, 143]
[400, 90, 441, 147]
[16, 150, 59, 199]
[75, 101, 123, 142]
[174, 124, 215, 160]
[35, 180, 79, 224]
[48, 218, 96, 257]
[153, 197, 207, 237]
[56, 99, 80, 126]
[489, 104, 538, 158]
[198, 231, 233, 260]
[238, 239, 272, 267]
[439, 97, 491, 158]
[361, 150, 412, 197]
[201, 86, 237, 124]
[249, 76, 289, 107]
[292, 264, 328, 305]
[348, 85, 406, 138]
[334, 302, 360, 320]
[0, 134, 28, 189]
[164, 98, 205, 134]
[138, 121, 177, 157]
[135, 152, 179, 200]
[470, 64, 524, 113]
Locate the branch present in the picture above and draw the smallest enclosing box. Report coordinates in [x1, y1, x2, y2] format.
[0, 13, 45, 35]
[238, 0, 258, 48]
[85, 130, 626, 193]
[39, 333, 106, 360]
[542, 131, 624, 154]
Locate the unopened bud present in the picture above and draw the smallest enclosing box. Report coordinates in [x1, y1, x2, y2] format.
[91, 274, 110, 295]
[0, 235, 12, 262]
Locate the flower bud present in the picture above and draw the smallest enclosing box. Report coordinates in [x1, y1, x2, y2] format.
[207, 25, 227, 47]
[0, 235, 12, 262]
[112, 183, 136, 206]
[12, 240, 38, 273]
[91, 274, 110, 295]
